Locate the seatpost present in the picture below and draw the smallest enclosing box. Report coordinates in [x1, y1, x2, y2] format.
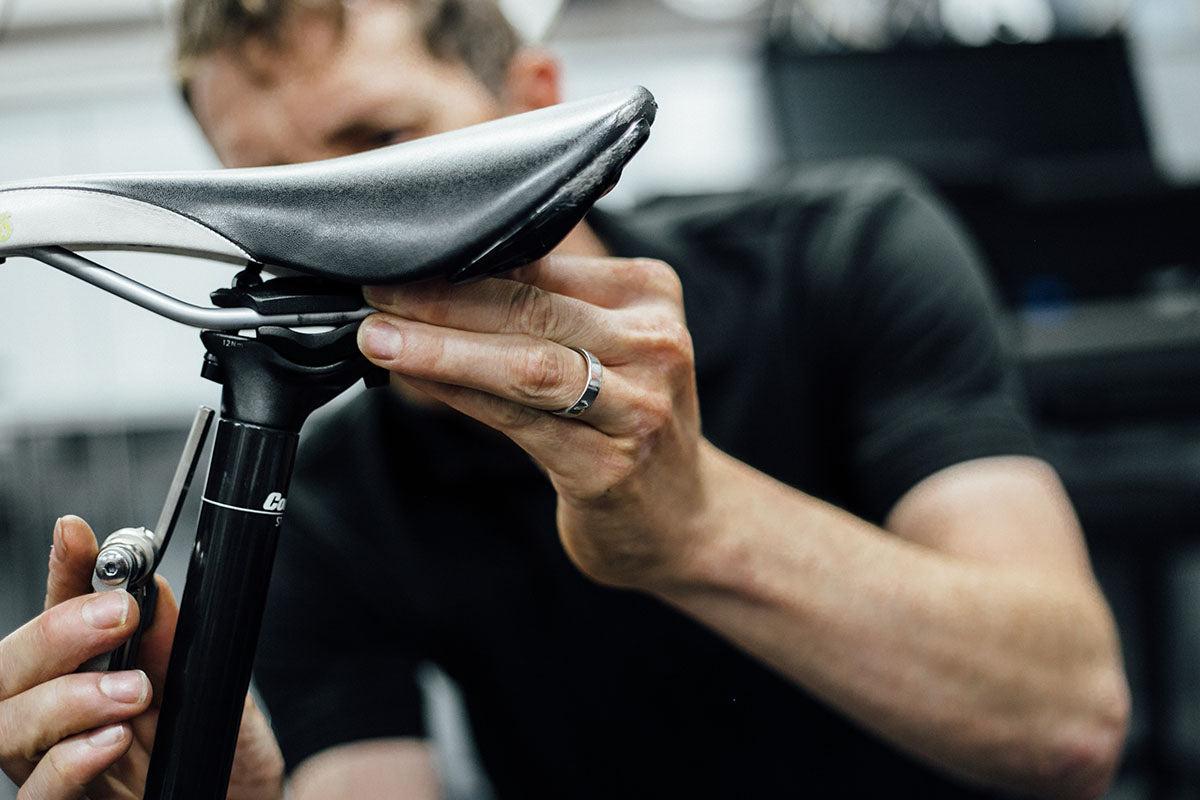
[142, 276, 383, 800]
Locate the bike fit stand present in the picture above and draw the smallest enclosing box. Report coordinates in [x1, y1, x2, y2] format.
[143, 271, 383, 800]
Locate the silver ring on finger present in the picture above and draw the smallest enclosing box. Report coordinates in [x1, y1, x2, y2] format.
[552, 347, 603, 418]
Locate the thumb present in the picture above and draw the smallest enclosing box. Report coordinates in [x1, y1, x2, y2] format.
[44, 516, 100, 611]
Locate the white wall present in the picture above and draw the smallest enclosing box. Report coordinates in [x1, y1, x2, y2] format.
[555, 26, 780, 206]
[0, 22, 229, 428]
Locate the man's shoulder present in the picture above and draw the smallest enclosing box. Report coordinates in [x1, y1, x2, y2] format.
[595, 159, 940, 299]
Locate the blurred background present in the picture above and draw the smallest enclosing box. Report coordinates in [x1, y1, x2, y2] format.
[2, 0, 1200, 797]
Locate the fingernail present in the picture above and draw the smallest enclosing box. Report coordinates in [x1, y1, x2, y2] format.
[88, 723, 128, 748]
[82, 590, 130, 629]
[99, 671, 149, 704]
[52, 518, 67, 561]
[358, 317, 402, 360]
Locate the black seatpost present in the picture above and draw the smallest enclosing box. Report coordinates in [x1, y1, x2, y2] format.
[142, 276, 382, 800]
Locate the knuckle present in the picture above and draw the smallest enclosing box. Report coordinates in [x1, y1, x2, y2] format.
[508, 283, 558, 338]
[652, 261, 685, 301]
[632, 317, 694, 367]
[44, 743, 79, 790]
[509, 345, 568, 406]
[619, 398, 674, 455]
[593, 437, 645, 489]
[660, 319, 695, 361]
[608, 257, 647, 287]
[632, 391, 675, 432]
[31, 612, 56, 656]
[8, 678, 72, 764]
[628, 258, 683, 301]
[12, 709, 44, 765]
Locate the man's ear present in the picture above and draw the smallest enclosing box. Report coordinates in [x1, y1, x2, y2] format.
[501, 47, 562, 113]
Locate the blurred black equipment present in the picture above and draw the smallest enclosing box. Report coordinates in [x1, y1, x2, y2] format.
[765, 34, 1154, 194]
[765, 29, 1200, 407]
[765, 21, 1200, 799]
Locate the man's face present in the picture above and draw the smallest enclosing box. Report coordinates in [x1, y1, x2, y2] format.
[188, 0, 508, 168]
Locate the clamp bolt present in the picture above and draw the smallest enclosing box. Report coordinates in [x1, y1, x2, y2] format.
[95, 547, 135, 586]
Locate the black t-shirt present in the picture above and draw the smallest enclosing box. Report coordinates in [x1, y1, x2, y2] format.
[255, 161, 1035, 798]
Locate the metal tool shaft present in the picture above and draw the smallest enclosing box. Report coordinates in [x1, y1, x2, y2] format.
[153, 406, 216, 568]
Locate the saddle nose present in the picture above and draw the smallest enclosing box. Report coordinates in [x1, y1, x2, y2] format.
[0, 86, 657, 285]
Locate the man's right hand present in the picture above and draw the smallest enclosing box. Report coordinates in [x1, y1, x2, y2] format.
[0, 515, 284, 800]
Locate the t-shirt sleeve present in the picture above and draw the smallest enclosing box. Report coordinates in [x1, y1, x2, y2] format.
[826, 169, 1036, 522]
[253, 407, 429, 773]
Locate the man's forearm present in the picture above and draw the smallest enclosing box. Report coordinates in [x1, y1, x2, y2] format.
[650, 444, 1129, 800]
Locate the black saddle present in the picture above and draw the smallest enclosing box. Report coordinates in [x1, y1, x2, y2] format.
[0, 87, 656, 285]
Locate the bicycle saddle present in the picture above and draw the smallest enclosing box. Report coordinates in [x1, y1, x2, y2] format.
[0, 86, 656, 284]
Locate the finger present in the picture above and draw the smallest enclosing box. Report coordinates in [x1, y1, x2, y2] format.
[45, 516, 100, 611]
[16, 724, 132, 800]
[228, 694, 285, 794]
[137, 576, 179, 701]
[0, 671, 149, 770]
[363, 270, 608, 345]
[508, 254, 683, 310]
[0, 591, 138, 701]
[358, 316, 628, 421]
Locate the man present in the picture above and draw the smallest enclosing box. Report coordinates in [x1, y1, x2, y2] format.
[0, 0, 1129, 798]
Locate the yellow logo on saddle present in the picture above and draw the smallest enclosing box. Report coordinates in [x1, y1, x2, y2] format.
[0, 213, 11, 243]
